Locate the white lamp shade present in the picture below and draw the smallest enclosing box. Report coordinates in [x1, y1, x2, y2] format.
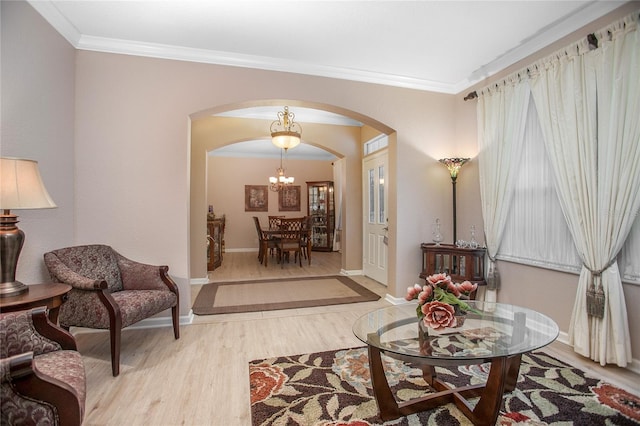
[271, 131, 301, 150]
[0, 157, 57, 210]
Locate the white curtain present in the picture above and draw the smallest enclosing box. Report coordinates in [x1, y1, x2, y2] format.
[529, 13, 639, 366]
[477, 79, 531, 301]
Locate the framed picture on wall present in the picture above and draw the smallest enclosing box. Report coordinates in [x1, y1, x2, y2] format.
[278, 185, 301, 211]
[245, 185, 268, 212]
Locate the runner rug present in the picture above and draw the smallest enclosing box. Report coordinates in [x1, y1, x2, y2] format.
[249, 347, 640, 425]
[192, 275, 380, 315]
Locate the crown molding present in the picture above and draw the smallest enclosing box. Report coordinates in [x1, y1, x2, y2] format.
[27, 0, 82, 45]
[29, 0, 630, 95]
[75, 34, 456, 93]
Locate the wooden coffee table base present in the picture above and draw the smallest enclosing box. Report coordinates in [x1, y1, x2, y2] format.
[368, 344, 522, 426]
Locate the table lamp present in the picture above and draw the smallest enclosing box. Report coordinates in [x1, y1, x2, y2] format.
[0, 157, 57, 297]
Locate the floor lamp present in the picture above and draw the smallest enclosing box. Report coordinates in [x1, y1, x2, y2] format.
[439, 157, 470, 243]
[0, 157, 57, 297]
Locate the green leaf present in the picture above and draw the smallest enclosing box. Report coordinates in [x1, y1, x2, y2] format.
[530, 390, 559, 417]
[263, 397, 289, 407]
[560, 368, 587, 387]
[290, 368, 313, 382]
[326, 394, 339, 418]
[326, 373, 346, 392]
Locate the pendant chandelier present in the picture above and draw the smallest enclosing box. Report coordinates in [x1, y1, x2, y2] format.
[270, 106, 302, 150]
[269, 148, 295, 192]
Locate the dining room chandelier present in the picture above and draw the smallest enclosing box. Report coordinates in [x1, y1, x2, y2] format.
[269, 148, 295, 192]
[270, 106, 301, 150]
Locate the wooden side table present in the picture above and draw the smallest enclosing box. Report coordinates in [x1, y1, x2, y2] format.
[0, 283, 72, 323]
[420, 243, 487, 286]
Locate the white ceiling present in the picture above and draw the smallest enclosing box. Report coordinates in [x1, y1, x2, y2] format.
[30, 0, 628, 94]
[28, 0, 628, 160]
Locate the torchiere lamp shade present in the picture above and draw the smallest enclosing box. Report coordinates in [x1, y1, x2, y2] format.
[0, 157, 57, 297]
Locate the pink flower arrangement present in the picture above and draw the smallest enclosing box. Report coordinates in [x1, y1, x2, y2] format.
[405, 273, 479, 329]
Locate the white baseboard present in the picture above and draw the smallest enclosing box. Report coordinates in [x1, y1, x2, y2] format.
[190, 277, 209, 285]
[385, 294, 408, 305]
[554, 330, 640, 375]
[70, 312, 193, 334]
[341, 268, 363, 276]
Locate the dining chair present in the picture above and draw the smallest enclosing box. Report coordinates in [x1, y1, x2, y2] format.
[277, 217, 304, 267]
[253, 216, 278, 267]
[300, 215, 313, 265]
[267, 216, 284, 257]
[268, 215, 284, 229]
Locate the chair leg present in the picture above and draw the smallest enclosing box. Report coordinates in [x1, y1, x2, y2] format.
[172, 305, 180, 339]
[110, 326, 121, 376]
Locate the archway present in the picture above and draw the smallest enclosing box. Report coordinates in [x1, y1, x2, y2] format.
[188, 100, 395, 283]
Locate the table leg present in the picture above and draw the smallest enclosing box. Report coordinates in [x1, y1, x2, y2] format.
[504, 354, 522, 392]
[368, 344, 401, 419]
[468, 356, 508, 426]
[367, 344, 519, 424]
[48, 306, 61, 324]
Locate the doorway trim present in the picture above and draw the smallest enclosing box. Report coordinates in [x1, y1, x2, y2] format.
[188, 99, 395, 284]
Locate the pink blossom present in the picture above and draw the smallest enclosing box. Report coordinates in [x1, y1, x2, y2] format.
[421, 301, 456, 329]
[457, 281, 478, 296]
[404, 283, 423, 301]
[417, 285, 433, 304]
[426, 273, 450, 286]
[446, 281, 461, 297]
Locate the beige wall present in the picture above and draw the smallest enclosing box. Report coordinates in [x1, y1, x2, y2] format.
[206, 155, 333, 250]
[6, 0, 637, 363]
[1, 1, 76, 283]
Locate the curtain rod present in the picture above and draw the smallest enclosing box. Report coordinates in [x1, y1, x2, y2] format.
[463, 10, 639, 101]
[463, 91, 477, 101]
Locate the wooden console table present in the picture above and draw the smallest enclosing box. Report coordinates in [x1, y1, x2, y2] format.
[0, 283, 72, 323]
[420, 243, 486, 286]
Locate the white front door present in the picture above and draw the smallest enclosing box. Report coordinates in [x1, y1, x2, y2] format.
[363, 150, 388, 286]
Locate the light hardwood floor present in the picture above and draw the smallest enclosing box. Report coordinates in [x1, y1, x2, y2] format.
[75, 251, 639, 425]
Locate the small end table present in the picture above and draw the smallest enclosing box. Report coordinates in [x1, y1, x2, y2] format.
[0, 283, 72, 323]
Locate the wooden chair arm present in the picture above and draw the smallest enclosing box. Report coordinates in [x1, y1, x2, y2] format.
[30, 307, 78, 351]
[4, 351, 83, 426]
[160, 266, 180, 295]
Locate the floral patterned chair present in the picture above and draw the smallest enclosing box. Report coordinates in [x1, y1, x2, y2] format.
[43, 244, 180, 376]
[1, 307, 86, 425]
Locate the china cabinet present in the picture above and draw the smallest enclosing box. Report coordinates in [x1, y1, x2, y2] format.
[306, 181, 335, 251]
[207, 216, 225, 271]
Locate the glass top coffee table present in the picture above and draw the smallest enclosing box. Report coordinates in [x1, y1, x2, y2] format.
[352, 302, 559, 425]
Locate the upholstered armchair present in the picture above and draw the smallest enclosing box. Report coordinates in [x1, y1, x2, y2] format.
[1, 307, 86, 426]
[43, 244, 180, 376]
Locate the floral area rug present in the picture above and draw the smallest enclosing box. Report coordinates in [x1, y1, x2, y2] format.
[249, 347, 640, 425]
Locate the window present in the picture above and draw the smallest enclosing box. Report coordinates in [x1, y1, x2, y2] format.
[364, 135, 388, 156]
[499, 98, 639, 284]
